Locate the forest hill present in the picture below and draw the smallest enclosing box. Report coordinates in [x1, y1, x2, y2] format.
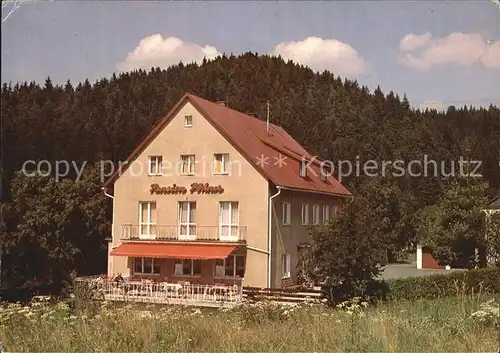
[150, 183, 224, 195]
[2, 53, 499, 290]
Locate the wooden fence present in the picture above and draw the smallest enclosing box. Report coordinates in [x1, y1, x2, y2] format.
[242, 286, 323, 305]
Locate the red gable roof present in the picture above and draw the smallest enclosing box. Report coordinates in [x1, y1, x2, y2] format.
[104, 93, 351, 197]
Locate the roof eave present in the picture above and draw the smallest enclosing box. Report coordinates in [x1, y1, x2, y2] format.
[276, 185, 353, 199]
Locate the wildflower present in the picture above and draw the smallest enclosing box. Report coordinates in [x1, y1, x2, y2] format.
[190, 308, 202, 316]
[138, 311, 152, 319]
[470, 299, 499, 327]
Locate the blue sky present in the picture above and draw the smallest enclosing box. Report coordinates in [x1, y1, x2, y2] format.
[2, 1, 500, 109]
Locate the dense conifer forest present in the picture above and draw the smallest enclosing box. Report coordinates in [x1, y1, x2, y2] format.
[2, 53, 499, 289]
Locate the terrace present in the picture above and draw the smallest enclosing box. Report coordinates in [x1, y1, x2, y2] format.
[77, 276, 243, 308]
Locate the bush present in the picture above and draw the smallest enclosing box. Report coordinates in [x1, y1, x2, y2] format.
[384, 267, 500, 301]
[69, 279, 104, 316]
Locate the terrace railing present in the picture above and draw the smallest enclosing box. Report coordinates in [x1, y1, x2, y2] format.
[79, 277, 243, 308]
[121, 224, 247, 242]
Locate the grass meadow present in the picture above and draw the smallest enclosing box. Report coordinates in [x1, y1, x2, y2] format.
[0, 290, 499, 353]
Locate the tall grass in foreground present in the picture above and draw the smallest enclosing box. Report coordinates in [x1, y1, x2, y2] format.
[0, 293, 498, 352]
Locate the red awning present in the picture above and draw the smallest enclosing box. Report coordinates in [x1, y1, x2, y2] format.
[110, 242, 237, 259]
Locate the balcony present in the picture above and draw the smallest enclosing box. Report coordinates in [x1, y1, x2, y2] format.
[121, 224, 247, 242]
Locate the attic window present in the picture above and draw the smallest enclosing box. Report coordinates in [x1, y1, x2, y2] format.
[320, 167, 328, 181]
[320, 164, 332, 182]
[300, 160, 308, 177]
[184, 115, 193, 127]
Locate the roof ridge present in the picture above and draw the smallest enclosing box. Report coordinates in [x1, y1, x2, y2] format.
[188, 93, 284, 129]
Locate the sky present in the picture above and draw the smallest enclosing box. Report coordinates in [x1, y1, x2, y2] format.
[2, 1, 500, 110]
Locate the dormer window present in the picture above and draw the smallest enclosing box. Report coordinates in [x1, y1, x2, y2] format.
[320, 163, 332, 181]
[300, 160, 307, 177]
[184, 115, 193, 127]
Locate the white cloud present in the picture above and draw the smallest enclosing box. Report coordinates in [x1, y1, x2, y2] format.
[419, 99, 446, 111]
[399, 32, 500, 71]
[481, 40, 500, 69]
[117, 34, 221, 72]
[271, 36, 368, 76]
[400, 32, 432, 52]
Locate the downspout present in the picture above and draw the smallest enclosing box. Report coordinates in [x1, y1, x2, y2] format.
[102, 187, 114, 200]
[268, 185, 281, 288]
[102, 187, 115, 277]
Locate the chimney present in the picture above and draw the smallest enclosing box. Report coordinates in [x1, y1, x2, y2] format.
[246, 112, 258, 117]
[217, 101, 226, 107]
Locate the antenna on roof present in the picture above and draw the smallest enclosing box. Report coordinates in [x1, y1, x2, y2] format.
[266, 101, 270, 136]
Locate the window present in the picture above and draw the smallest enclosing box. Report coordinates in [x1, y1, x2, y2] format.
[282, 253, 291, 278]
[178, 202, 196, 239]
[332, 205, 339, 218]
[312, 204, 320, 225]
[184, 115, 193, 127]
[148, 156, 162, 175]
[300, 160, 307, 177]
[133, 257, 161, 275]
[219, 202, 239, 240]
[301, 204, 309, 225]
[282, 202, 291, 225]
[320, 164, 331, 181]
[323, 205, 330, 224]
[139, 202, 156, 238]
[297, 247, 307, 277]
[214, 255, 245, 278]
[213, 153, 230, 174]
[180, 154, 196, 175]
[173, 259, 202, 276]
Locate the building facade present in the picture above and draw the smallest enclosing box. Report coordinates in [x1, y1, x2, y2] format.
[104, 93, 352, 288]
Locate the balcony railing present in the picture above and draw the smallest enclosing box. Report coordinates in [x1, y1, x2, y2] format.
[121, 224, 247, 242]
